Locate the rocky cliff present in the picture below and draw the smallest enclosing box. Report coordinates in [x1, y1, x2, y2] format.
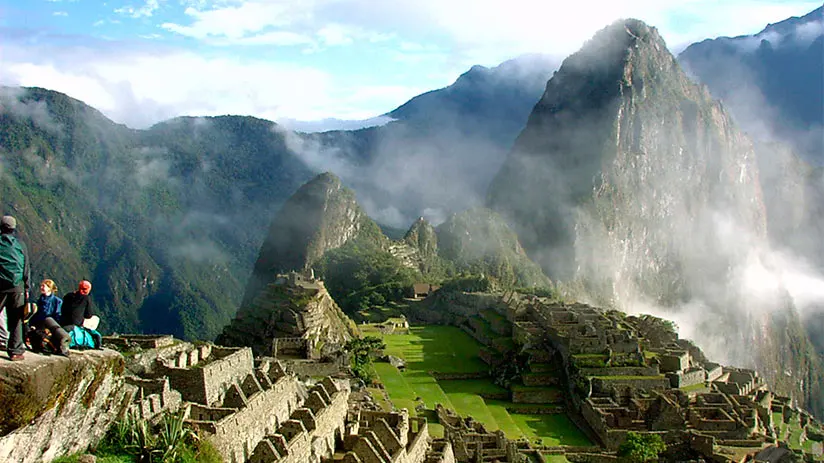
[487, 19, 822, 417]
[239, 172, 381, 314]
[0, 350, 132, 463]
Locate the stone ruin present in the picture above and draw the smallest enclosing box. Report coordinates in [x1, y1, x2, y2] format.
[411, 290, 824, 462]
[219, 271, 356, 360]
[102, 333, 453, 463]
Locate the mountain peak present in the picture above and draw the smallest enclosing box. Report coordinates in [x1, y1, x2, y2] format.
[238, 172, 381, 313]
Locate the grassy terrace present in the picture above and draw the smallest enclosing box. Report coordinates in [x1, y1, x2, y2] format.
[373, 325, 592, 446]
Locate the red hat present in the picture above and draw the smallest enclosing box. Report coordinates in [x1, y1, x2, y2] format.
[78, 280, 92, 295]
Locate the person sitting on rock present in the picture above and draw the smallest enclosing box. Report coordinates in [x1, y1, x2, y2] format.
[28, 279, 70, 356]
[61, 280, 101, 349]
[61, 280, 94, 331]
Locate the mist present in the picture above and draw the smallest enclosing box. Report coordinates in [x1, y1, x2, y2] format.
[279, 54, 558, 230]
[485, 19, 824, 415]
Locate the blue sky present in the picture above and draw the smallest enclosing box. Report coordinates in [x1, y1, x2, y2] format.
[0, 0, 820, 129]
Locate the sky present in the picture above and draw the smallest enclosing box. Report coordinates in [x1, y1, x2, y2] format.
[0, 0, 820, 130]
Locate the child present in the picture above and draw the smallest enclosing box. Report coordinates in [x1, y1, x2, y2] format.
[29, 279, 70, 356]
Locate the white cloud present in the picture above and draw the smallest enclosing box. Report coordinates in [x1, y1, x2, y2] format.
[161, 1, 318, 39]
[220, 30, 313, 46]
[116, 0, 162, 18]
[0, 41, 423, 128]
[157, 1, 820, 64]
[4, 0, 819, 129]
[53, 11, 69, 16]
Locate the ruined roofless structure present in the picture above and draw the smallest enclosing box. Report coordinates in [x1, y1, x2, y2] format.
[98, 334, 454, 463]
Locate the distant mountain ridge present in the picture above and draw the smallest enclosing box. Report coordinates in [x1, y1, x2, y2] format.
[307, 54, 558, 227]
[0, 87, 316, 340]
[678, 6, 823, 162]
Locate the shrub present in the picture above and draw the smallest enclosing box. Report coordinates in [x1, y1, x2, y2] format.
[617, 431, 666, 463]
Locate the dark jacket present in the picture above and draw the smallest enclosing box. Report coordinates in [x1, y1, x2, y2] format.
[30, 294, 63, 324]
[0, 231, 29, 293]
[61, 291, 94, 328]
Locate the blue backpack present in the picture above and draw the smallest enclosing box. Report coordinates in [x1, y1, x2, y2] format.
[69, 326, 102, 349]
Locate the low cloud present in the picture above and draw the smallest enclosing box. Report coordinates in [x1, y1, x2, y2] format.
[0, 87, 62, 133]
[278, 115, 394, 133]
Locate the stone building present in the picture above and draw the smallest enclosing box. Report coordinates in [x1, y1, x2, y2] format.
[342, 409, 431, 463]
[247, 377, 349, 463]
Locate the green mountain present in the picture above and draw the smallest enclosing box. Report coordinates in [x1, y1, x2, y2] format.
[238, 172, 384, 313]
[0, 87, 315, 340]
[436, 208, 550, 288]
[486, 19, 823, 417]
[235, 173, 551, 323]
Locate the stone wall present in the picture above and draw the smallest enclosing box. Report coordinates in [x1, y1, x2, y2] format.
[425, 439, 455, 463]
[342, 409, 431, 463]
[668, 368, 705, 388]
[285, 359, 344, 378]
[190, 369, 306, 463]
[248, 378, 349, 463]
[578, 366, 659, 377]
[566, 453, 618, 463]
[522, 373, 560, 387]
[273, 338, 309, 358]
[512, 388, 563, 404]
[591, 377, 671, 395]
[658, 353, 689, 373]
[163, 346, 254, 406]
[103, 334, 175, 350]
[705, 363, 723, 382]
[127, 376, 182, 422]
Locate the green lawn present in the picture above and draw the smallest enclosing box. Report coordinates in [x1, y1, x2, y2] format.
[374, 325, 592, 447]
[381, 326, 489, 373]
[543, 455, 570, 463]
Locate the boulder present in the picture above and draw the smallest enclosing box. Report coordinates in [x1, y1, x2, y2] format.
[0, 349, 133, 463]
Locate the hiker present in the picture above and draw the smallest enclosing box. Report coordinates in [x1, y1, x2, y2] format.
[61, 280, 94, 331]
[0, 215, 30, 361]
[61, 280, 102, 349]
[28, 279, 70, 356]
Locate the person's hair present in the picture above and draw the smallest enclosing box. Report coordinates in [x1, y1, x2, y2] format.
[40, 278, 57, 293]
[40, 279, 58, 294]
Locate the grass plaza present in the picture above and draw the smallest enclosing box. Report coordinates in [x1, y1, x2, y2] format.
[370, 325, 592, 447]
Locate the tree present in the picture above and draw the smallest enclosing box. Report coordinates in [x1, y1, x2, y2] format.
[345, 336, 386, 383]
[617, 432, 666, 463]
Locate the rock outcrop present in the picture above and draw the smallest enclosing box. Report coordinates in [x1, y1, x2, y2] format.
[219, 271, 357, 357]
[0, 350, 132, 463]
[486, 19, 822, 417]
[239, 172, 380, 315]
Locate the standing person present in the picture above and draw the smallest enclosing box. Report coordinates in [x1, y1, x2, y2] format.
[29, 279, 70, 356]
[61, 280, 94, 331]
[0, 215, 30, 361]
